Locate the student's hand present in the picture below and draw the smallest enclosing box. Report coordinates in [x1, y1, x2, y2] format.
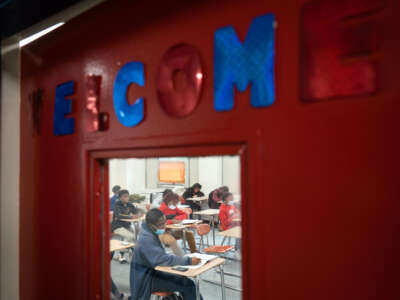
[172, 219, 181, 224]
[191, 258, 201, 265]
[193, 195, 197, 198]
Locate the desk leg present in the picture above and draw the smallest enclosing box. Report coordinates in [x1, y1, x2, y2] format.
[219, 264, 226, 300]
[212, 216, 216, 245]
[183, 230, 187, 253]
[134, 221, 139, 241]
[195, 276, 201, 300]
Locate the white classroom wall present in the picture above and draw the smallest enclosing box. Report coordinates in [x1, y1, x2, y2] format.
[197, 156, 222, 195]
[126, 159, 146, 192]
[109, 156, 240, 197]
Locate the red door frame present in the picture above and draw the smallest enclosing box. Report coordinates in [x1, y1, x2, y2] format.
[87, 143, 248, 300]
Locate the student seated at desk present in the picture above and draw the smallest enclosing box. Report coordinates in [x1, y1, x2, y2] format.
[110, 185, 121, 211]
[159, 192, 198, 255]
[130, 208, 202, 300]
[112, 190, 144, 262]
[219, 192, 241, 250]
[208, 186, 229, 209]
[182, 183, 204, 215]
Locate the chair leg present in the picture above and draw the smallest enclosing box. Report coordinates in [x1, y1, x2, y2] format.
[221, 236, 226, 246]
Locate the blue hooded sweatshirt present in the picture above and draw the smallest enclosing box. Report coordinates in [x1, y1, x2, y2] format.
[130, 222, 192, 300]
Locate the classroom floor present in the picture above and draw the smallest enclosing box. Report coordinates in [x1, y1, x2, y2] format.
[111, 232, 242, 300]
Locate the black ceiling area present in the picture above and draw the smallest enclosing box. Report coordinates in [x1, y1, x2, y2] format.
[0, 0, 82, 39]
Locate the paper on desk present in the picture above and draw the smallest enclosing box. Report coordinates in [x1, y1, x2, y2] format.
[181, 219, 198, 224]
[175, 253, 218, 269]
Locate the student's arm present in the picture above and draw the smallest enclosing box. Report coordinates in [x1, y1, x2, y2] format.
[174, 208, 188, 220]
[197, 191, 205, 197]
[233, 206, 240, 218]
[212, 190, 220, 203]
[219, 207, 229, 229]
[141, 242, 192, 267]
[165, 214, 177, 225]
[227, 206, 239, 225]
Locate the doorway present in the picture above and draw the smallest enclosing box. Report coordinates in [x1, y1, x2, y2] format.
[89, 145, 246, 300]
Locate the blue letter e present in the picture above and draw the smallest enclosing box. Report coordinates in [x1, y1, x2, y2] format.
[53, 81, 75, 135]
[113, 62, 145, 127]
[214, 13, 275, 111]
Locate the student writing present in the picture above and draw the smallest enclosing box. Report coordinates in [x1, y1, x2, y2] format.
[159, 192, 198, 255]
[129, 208, 203, 300]
[208, 186, 229, 209]
[182, 183, 205, 217]
[219, 192, 241, 252]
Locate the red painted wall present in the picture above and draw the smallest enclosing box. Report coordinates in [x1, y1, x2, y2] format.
[20, 0, 399, 299]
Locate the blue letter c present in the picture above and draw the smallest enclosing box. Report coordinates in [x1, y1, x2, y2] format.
[113, 62, 145, 127]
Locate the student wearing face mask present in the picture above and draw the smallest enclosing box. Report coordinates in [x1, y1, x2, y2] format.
[129, 208, 202, 300]
[219, 192, 240, 230]
[219, 192, 241, 253]
[159, 192, 199, 254]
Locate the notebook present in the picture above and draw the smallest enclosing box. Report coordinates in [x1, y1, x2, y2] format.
[176, 253, 218, 269]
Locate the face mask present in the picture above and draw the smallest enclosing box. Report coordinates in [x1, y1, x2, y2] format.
[155, 229, 165, 235]
[168, 205, 177, 210]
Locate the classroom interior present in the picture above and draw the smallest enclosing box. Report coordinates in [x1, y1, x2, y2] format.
[109, 155, 242, 300]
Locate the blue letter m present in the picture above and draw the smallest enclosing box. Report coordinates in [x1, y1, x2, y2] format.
[214, 14, 275, 111]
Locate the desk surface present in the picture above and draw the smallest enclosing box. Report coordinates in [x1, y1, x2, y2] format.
[218, 226, 241, 238]
[110, 240, 135, 252]
[186, 197, 208, 201]
[155, 257, 225, 277]
[193, 209, 220, 216]
[232, 218, 241, 222]
[121, 215, 146, 222]
[166, 220, 202, 229]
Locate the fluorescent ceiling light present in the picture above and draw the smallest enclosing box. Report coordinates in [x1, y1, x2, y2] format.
[19, 22, 65, 48]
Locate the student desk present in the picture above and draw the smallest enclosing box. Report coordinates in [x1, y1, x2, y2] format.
[218, 226, 241, 239]
[155, 257, 226, 300]
[192, 209, 219, 245]
[177, 204, 190, 209]
[186, 196, 208, 202]
[120, 215, 146, 222]
[186, 196, 208, 210]
[166, 221, 202, 253]
[110, 239, 135, 252]
[121, 215, 146, 240]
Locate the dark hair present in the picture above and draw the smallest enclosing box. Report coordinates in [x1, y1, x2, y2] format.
[220, 186, 229, 193]
[222, 192, 233, 202]
[163, 192, 179, 204]
[192, 183, 202, 190]
[162, 189, 173, 198]
[146, 208, 164, 226]
[112, 185, 121, 194]
[118, 189, 129, 197]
